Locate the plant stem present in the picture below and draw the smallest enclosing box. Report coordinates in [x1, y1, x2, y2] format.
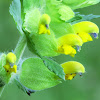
[14, 34, 27, 64]
[0, 86, 5, 97]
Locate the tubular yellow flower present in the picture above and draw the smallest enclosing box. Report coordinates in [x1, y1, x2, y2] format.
[61, 61, 85, 80]
[72, 21, 99, 43]
[3, 52, 17, 74]
[39, 14, 51, 35]
[57, 34, 83, 57]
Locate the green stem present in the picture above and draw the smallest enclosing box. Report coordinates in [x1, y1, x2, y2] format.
[14, 34, 27, 64]
[0, 86, 5, 97]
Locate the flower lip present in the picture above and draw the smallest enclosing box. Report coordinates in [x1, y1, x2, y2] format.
[9, 63, 14, 68]
[91, 33, 98, 38]
[78, 72, 82, 76]
[76, 45, 81, 52]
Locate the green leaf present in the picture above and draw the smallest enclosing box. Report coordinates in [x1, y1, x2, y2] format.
[58, 5, 75, 21]
[19, 57, 61, 90]
[32, 32, 59, 57]
[23, 0, 45, 12]
[66, 12, 100, 24]
[50, 22, 75, 38]
[23, 28, 59, 57]
[62, 0, 100, 9]
[9, 0, 23, 35]
[23, 8, 41, 34]
[42, 57, 65, 80]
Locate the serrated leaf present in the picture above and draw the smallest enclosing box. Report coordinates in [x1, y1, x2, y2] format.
[62, 0, 100, 9]
[42, 57, 65, 80]
[9, 0, 23, 35]
[66, 12, 100, 24]
[19, 57, 61, 90]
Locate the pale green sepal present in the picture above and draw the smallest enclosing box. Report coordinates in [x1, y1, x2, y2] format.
[19, 58, 61, 90]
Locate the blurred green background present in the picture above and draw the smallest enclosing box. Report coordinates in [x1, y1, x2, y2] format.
[0, 1, 100, 100]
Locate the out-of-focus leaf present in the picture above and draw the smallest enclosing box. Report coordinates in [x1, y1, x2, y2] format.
[19, 58, 61, 90]
[42, 57, 65, 80]
[62, 0, 100, 9]
[9, 0, 23, 35]
[66, 12, 100, 24]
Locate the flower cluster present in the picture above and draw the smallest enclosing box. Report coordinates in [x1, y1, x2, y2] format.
[0, 0, 100, 96]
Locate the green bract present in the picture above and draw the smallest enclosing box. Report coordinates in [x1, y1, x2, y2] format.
[19, 58, 61, 90]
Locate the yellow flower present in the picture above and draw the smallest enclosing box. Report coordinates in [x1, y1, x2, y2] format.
[57, 34, 83, 57]
[61, 61, 85, 80]
[72, 21, 99, 43]
[39, 14, 51, 35]
[3, 64, 17, 74]
[3, 52, 17, 74]
[6, 52, 16, 67]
